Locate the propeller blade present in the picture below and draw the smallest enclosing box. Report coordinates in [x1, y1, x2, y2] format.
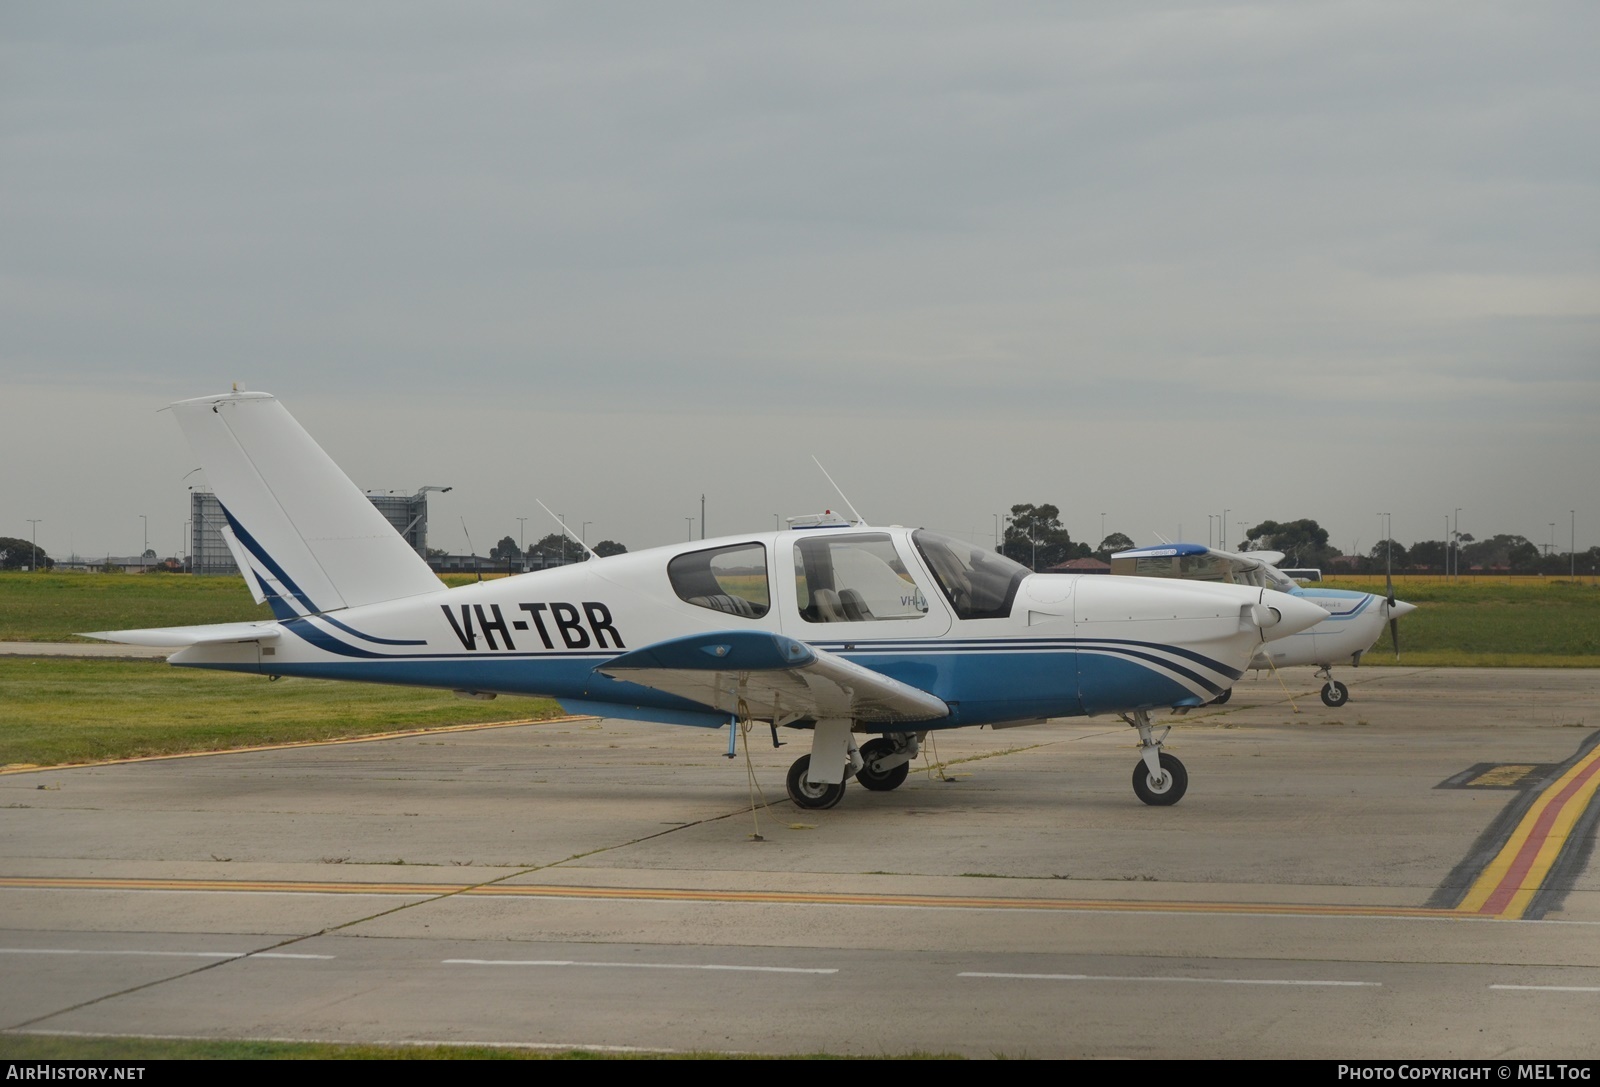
[1385, 571, 1396, 610]
[1389, 617, 1400, 660]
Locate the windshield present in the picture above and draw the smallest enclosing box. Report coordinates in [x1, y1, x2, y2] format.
[912, 530, 1028, 620]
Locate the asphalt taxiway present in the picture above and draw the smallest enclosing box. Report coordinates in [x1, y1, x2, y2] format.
[2, 666, 1597, 1058]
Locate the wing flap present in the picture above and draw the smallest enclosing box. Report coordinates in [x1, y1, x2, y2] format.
[598, 631, 949, 724]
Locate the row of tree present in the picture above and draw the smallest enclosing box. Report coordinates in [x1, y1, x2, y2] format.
[991, 509, 1600, 576]
[486, 534, 628, 564]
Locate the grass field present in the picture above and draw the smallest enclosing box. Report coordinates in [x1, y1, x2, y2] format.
[1320, 576, 1600, 666]
[0, 571, 491, 641]
[0, 657, 561, 768]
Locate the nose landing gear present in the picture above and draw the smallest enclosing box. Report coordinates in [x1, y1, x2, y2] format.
[1314, 666, 1350, 707]
[1121, 709, 1189, 806]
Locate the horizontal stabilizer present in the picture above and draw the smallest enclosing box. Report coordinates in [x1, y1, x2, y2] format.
[81, 622, 284, 648]
[599, 631, 950, 724]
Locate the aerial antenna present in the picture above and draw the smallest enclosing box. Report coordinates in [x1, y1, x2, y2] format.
[537, 500, 599, 560]
[811, 456, 868, 526]
[460, 517, 481, 582]
[1152, 531, 1173, 545]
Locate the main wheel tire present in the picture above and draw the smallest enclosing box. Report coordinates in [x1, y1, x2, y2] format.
[786, 754, 845, 810]
[1132, 752, 1188, 806]
[855, 737, 910, 792]
[1208, 687, 1233, 706]
[1320, 680, 1350, 708]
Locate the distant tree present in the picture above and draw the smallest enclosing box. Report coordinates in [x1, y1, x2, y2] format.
[1368, 539, 1408, 572]
[1461, 533, 1532, 571]
[1095, 532, 1136, 561]
[593, 540, 628, 557]
[528, 533, 571, 565]
[1408, 540, 1446, 572]
[1243, 519, 1341, 568]
[999, 503, 1089, 570]
[0, 536, 52, 570]
[489, 535, 519, 561]
[1507, 540, 1541, 573]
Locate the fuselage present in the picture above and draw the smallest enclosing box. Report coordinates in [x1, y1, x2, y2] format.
[1250, 586, 1418, 671]
[173, 526, 1327, 729]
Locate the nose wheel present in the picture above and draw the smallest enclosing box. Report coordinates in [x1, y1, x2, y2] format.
[1121, 709, 1189, 806]
[1132, 751, 1188, 806]
[1314, 666, 1350, 707]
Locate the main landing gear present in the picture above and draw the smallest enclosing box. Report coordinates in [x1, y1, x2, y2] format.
[784, 718, 863, 810]
[1314, 665, 1350, 708]
[855, 734, 918, 792]
[1121, 709, 1188, 806]
[784, 724, 920, 809]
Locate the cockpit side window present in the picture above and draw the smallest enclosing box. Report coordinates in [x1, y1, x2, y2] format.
[793, 534, 929, 623]
[668, 543, 770, 619]
[912, 530, 1028, 620]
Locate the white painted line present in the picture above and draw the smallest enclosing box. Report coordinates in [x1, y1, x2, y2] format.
[1490, 984, 1600, 993]
[443, 958, 836, 974]
[251, 953, 335, 960]
[960, 972, 1380, 987]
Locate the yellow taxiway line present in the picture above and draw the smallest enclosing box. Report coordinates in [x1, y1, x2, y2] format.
[0, 875, 1475, 919]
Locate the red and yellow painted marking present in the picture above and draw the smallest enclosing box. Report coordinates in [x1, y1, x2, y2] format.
[1456, 741, 1600, 919]
[0, 875, 1468, 919]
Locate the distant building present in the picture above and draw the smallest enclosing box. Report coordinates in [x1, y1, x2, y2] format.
[1046, 557, 1111, 574]
[189, 487, 437, 576]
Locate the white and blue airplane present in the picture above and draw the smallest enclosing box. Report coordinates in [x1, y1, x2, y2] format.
[1109, 543, 1417, 707]
[88, 392, 1329, 809]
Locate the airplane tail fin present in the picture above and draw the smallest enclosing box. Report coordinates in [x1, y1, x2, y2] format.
[171, 391, 444, 618]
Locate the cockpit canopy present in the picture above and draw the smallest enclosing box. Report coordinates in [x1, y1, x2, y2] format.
[912, 530, 1029, 620]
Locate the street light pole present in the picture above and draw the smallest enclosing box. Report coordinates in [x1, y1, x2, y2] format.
[140, 514, 148, 557]
[1573, 510, 1577, 580]
[685, 516, 694, 541]
[1454, 508, 1461, 580]
[516, 517, 527, 552]
[27, 519, 41, 572]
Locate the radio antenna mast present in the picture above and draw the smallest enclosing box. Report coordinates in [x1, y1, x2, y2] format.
[811, 457, 868, 526]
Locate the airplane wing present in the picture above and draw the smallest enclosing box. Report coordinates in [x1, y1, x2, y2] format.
[81, 622, 285, 648]
[597, 630, 950, 725]
[1110, 543, 1292, 588]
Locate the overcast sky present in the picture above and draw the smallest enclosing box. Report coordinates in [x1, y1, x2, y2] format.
[3, 2, 1596, 563]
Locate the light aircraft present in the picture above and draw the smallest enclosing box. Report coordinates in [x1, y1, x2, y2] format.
[1109, 542, 1417, 707]
[88, 392, 1329, 809]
